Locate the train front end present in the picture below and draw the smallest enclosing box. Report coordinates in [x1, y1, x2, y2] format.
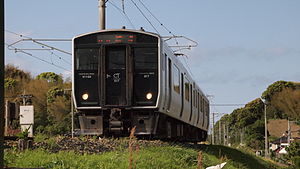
[72, 30, 160, 136]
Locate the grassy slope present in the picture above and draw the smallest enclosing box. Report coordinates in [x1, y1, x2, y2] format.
[197, 145, 280, 169]
[5, 144, 284, 169]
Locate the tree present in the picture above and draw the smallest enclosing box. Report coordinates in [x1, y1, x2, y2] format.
[271, 88, 300, 119]
[36, 72, 63, 84]
[47, 86, 64, 103]
[262, 81, 299, 102]
[5, 64, 31, 80]
[286, 141, 300, 167]
[23, 79, 51, 129]
[4, 65, 32, 100]
[245, 120, 265, 150]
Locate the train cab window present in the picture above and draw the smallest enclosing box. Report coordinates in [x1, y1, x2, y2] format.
[76, 48, 99, 70]
[133, 47, 158, 106]
[173, 65, 180, 94]
[106, 47, 126, 70]
[134, 48, 158, 70]
[184, 78, 190, 101]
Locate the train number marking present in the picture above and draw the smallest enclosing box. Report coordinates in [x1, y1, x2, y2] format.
[113, 73, 121, 82]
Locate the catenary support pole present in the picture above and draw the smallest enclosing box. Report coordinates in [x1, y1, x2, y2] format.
[287, 118, 291, 145]
[223, 123, 226, 146]
[99, 0, 106, 30]
[1, 0, 5, 167]
[219, 120, 221, 145]
[71, 93, 74, 138]
[211, 113, 215, 145]
[264, 102, 268, 158]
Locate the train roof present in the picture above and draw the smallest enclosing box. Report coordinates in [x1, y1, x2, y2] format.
[73, 29, 161, 40]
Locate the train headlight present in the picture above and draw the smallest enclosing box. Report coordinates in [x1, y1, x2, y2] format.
[82, 93, 89, 100]
[146, 93, 153, 100]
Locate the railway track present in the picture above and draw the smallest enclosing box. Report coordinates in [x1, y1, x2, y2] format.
[4, 136, 170, 154]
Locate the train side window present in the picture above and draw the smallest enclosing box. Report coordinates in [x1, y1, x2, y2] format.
[162, 53, 167, 71]
[200, 96, 203, 112]
[184, 78, 190, 101]
[206, 102, 209, 116]
[197, 92, 200, 124]
[197, 92, 199, 109]
[173, 65, 180, 94]
[202, 98, 205, 113]
[193, 90, 197, 107]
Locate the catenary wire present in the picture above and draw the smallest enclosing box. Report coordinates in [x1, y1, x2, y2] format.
[137, 0, 182, 51]
[5, 43, 71, 72]
[108, 0, 136, 29]
[5, 30, 71, 56]
[130, 0, 159, 34]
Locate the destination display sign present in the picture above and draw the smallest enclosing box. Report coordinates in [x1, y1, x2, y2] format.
[97, 34, 136, 44]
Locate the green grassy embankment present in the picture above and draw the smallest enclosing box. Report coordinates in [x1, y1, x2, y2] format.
[5, 142, 285, 169]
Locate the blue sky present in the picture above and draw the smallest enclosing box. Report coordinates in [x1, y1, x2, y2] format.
[5, 0, 300, 121]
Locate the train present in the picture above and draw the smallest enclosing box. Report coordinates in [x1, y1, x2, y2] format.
[72, 29, 209, 142]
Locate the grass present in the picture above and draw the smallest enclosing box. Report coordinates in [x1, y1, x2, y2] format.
[4, 143, 286, 169]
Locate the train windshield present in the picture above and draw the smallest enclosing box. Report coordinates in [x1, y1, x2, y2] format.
[106, 47, 126, 70]
[75, 48, 99, 70]
[134, 48, 157, 70]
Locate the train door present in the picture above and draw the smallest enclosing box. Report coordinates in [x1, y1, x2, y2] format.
[104, 46, 128, 106]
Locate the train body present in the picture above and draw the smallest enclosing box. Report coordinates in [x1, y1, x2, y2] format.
[72, 29, 209, 141]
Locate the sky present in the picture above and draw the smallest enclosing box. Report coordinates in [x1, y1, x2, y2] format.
[4, 0, 300, 122]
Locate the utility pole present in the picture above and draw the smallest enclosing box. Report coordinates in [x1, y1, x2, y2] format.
[211, 112, 215, 145]
[64, 89, 74, 138]
[226, 123, 229, 146]
[19, 92, 33, 106]
[71, 94, 74, 138]
[219, 120, 221, 145]
[223, 123, 226, 146]
[0, 0, 5, 167]
[240, 128, 243, 145]
[99, 0, 106, 30]
[288, 119, 291, 145]
[261, 98, 269, 158]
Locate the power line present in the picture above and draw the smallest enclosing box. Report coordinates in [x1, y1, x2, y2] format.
[5, 30, 72, 56]
[137, 0, 172, 35]
[211, 104, 246, 107]
[137, 0, 183, 52]
[108, 0, 136, 29]
[5, 43, 71, 72]
[130, 0, 159, 34]
[47, 51, 71, 65]
[5, 30, 72, 71]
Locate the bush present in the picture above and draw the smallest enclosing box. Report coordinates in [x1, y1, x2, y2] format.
[291, 156, 300, 168]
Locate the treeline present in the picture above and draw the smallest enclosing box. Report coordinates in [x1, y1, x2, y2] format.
[5, 64, 71, 135]
[213, 80, 300, 150]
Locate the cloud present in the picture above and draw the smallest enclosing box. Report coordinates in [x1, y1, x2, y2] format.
[187, 47, 300, 65]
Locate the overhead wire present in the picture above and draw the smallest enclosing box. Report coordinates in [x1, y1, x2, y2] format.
[47, 50, 72, 65]
[5, 30, 71, 55]
[137, 0, 173, 35]
[5, 30, 71, 72]
[108, 0, 136, 29]
[5, 29, 31, 39]
[136, 0, 194, 79]
[137, 0, 182, 51]
[5, 43, 71, 72]
[130, 0, 159, 34]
